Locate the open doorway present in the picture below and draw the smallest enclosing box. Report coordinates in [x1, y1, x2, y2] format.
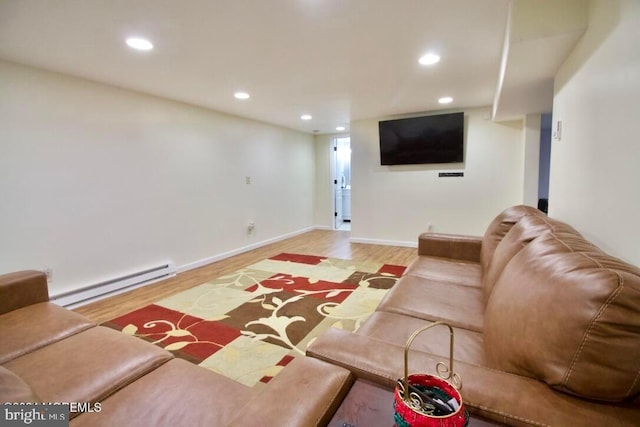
[538, 113, 552, 214]
[333, 136, 351, 230]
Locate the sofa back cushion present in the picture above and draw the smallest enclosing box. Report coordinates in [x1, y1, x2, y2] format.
[484, 232, 640, 401]
[480, 205, 543, 273]
[482, 215, 584, 303]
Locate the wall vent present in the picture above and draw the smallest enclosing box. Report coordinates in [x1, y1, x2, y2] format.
[51, 262, 176, 309]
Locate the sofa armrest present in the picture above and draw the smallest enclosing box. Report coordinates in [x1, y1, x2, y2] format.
[418, 233, 482, 262]
[228, 357, 354, 427]
[0, 271, 49, 315]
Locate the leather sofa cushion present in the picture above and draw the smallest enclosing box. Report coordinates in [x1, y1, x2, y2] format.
[377, 275, 484, 332]
[0, 302, 95, 364]
[356, 311, 486, 366]
[0, 366, 39, 403]
[404, 256, 482, 288]
[4, 326, 173, 413]
[480, 205, 542, 273]
[70, 359, 250, 427]
[229, 357, 354, 427]
[484, 232, 640, 401]
[482, 214, 585, 303]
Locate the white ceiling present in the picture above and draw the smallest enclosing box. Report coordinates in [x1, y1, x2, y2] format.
[0, 0, 586, 134]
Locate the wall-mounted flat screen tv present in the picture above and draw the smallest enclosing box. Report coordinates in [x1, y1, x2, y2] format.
[379, 112, 464, 165]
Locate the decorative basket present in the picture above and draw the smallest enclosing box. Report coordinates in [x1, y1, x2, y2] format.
[393, 322, 469, 427]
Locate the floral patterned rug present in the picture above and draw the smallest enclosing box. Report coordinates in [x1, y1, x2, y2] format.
[103, 253, 405, 388]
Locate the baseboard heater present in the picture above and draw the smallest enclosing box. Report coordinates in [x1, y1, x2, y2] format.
[51, 262, 176, 309]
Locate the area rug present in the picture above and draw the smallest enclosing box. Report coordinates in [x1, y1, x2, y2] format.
[103, 253, 405, 388]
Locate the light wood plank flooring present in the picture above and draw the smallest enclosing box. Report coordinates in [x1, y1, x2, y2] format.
[74, 229, 418, 324]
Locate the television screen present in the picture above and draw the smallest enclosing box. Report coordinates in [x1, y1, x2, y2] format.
[379, 112, 464, 165]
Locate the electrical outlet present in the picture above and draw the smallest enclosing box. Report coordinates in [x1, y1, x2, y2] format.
[44, 268, 53, 282]
[247, 221, 255, 234]
[245, 176, 251, 185]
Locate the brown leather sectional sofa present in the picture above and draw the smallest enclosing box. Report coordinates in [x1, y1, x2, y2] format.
[0, 271, 354, 426]
[307, 205, 640, 426]
[3, 205, 640, 426]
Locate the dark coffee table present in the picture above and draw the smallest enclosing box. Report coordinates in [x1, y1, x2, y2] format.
[328, 379, 502, 427]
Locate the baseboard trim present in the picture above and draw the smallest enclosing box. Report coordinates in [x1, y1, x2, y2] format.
[177, 226, 320, 273]
[313, 225, 334, 231]
[349, 236, 417, 248]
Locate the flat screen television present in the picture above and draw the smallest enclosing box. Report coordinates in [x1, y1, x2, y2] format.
[379, 112, 464, 165]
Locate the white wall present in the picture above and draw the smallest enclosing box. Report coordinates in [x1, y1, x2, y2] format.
[350, 108, 525, 245]
[551, 0, 640, 265]
[0, 60, 315, 295]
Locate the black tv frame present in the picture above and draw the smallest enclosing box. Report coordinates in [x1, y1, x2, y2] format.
[379, 112, 464, 166]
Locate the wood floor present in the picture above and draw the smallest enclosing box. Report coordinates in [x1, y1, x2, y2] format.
[74, 229, 418, 324]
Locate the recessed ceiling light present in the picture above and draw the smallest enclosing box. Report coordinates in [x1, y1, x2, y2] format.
[336, 126, 346, 131]
[126, 37, 153, 51]
[301, 114, 312, 121]
[438, 96, 453, 104]
[419, 53, 440, 66]
[234, 91, 250, 100]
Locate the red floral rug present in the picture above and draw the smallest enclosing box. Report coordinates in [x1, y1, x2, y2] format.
[103, 253, 405, 388]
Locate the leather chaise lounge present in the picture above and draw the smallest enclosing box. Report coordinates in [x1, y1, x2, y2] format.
[0, 271, 353, 426]
[307, 205, 640, 426]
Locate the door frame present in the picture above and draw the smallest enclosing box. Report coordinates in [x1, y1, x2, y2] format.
[332, 135, 351, 230]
